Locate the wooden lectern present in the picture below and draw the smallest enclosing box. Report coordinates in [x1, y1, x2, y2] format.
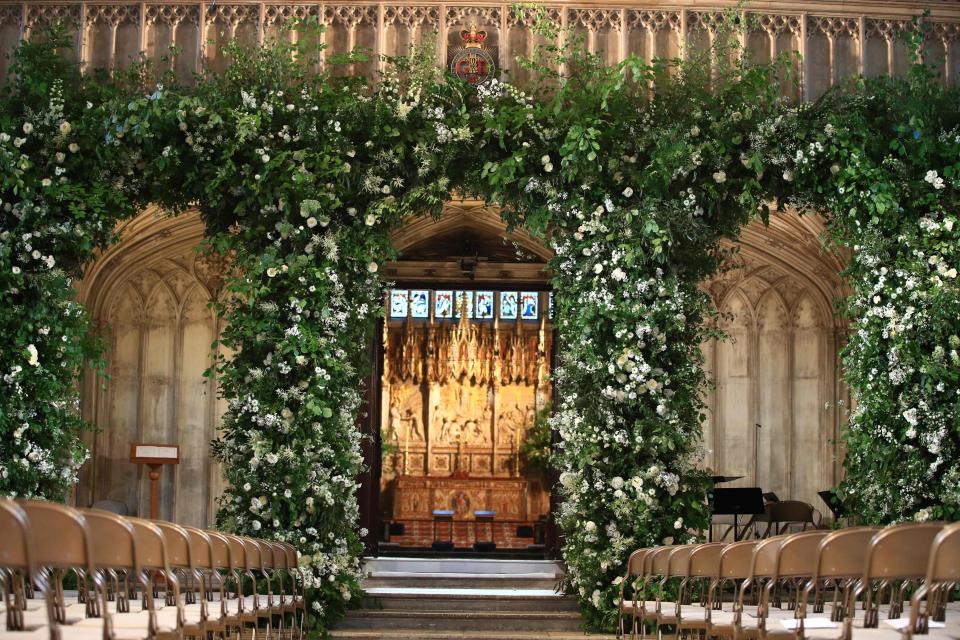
[130, 444, 180, 520]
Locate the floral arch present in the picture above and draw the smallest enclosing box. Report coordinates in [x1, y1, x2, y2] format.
[1, 24, 957, 632]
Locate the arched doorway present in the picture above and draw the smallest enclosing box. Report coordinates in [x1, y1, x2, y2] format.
[359, 198, 559, 557]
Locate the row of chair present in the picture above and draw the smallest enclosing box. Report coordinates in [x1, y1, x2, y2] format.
[617, 522, 960, 640]
[0, 499, 307, 640]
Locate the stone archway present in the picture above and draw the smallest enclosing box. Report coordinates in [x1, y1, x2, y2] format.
[75, 208, 228, 526]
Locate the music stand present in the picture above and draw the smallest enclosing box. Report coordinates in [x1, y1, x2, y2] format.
[818, 490, 845, 518]
[763, 492, 781, 503]
[711, 488, 765, 541]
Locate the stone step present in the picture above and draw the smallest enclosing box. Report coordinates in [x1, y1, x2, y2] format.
[362, 587, 580, 612]
[329, 631, 617, 640]
[363, 572, 561, 590]
[336, 609, 585, 632]
[362, 557, 565, 576]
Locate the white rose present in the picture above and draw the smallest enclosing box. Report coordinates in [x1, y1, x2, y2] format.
[26, 344, 39, 367]
[544, 162, 553, 172]
[12, 266, 21, 275]
[690, 125, 700, 136]
[540, 154, 550, 164]
[242, 483, 251, 491]
[584, 521, 596, 532]
[611, 476, 624, 490]
[712, 170, 726, 184]
[266, 267, 279, 278]
[367, 261, 378, 273]
[830, 164, 840, 175]
[306, 216, 318, 228]
[22, 122, 33, 134]
[59, 121, 71, 135]
[622, 187, 634, 198]
[68, 143, 79, 153]
[365, 214, 376, 226]
[782, 170, 794, 182]
[251, 520, 262, 531]
[593, 263, 603, 274]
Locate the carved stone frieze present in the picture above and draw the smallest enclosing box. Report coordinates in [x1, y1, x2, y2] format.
[384, 5, 438, 28]
[145, 4, 199, 26]
[85, 3, 139, 26]
[627, 9, 681, 34]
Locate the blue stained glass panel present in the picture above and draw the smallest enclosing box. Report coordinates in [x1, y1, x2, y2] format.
[500, 291, 518, 320]
[410, 290, 429, 318]
[390, 289, 409, 318]
[435, 290, 454, 318]
[475, 291, 494, 319]
[520, 292, 539, 320]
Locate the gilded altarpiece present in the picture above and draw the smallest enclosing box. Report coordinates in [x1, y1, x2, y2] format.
[380, 297, 552, 529]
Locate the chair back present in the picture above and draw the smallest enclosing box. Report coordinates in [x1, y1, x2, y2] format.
[206, 531, 232, 570]
[777, 530, 829, 578]
[718, 540, 757, 579]
[155, 522, 193, 571]
[749, 536, 785, 579]
[241, 537, 264, 572]
[0, 499, 33, 573]
[667, 545, 695, 578]
[82, 509, 138, 571]
[626, 548, 650, 577]
[649, 546, 674, 577]
[814, 527, 877, 579]
[928, 522, 960, 583]
[17, 501, 94, 572]
[688, 543, 725, 578]
[184, 527, 213, 570]
[865, 523, 944, 581]
[128, 519, 168, 572]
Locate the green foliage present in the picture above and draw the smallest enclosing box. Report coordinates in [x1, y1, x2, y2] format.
[519, 403, 553, 478]
[2, 10, 958, 634]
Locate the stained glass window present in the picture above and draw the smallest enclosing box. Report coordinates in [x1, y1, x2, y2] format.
[454, 291, 474, 318]
[409, 290, 429, 318]
[435, 290, 454, 318]
[520, 292, 539, 320]
[500, 291, 518, 320]
[475, 291, 494, 319]
[389, 289, 408, 318]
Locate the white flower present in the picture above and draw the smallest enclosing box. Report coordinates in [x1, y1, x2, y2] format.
[284, 489, 292, 498]
[367, 261, 378, 273]
[266, 267, 279, 278]
[782, 170, 794, 182]
[544, 163, 554, 173]
[611, 476, 624, 490]
[924, 170, 944, 189]
[593, 263, 603, 274]
[674, 518, 683, 530]
[41, 179, 52, 187]
[22, 122, 33, 134]
[68, 143, 79, 153]
[824, 123, 834, 135]
[540, 154, 551, 165]
[690, 125, 700, 136]
[365, 214, 376, 226]
[712, 170, 726, 184]
[902, 407, 919, 426]
[12, 266, 21, 275]
[830, 164, 840, 175]
[622, 187, 634, 198]
[59, 121, 71, 135]
[242, 483, 251, 491]
[306, 216, 318, 228]
[251, 520, 262, 531]
[31, 250, 41, 260]
[26, 344, 39, 367]
[611, 267, 626, 281]
[584, 521, 596, 532]
[55, 152, 65, 163]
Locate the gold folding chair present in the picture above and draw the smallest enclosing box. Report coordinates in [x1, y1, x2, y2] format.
[617, 548, 651, 640]
[675, 542, 727, 638]
[708, 539, 758, 639]
[0, 499, 35, 632]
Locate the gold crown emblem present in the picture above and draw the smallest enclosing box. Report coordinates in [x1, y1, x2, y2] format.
[460, 24, 487, 48]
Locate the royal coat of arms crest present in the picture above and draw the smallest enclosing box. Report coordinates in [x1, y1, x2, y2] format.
[449, 24, 496, 84]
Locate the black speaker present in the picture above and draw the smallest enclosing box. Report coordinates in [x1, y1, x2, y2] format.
[473, 542, 497, 552]
[431, 540, 454, 552]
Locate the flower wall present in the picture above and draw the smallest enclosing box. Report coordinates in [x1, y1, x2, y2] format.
[1, 21, 958, 633]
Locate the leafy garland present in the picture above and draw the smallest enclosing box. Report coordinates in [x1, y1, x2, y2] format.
[1, 17, 957, 632]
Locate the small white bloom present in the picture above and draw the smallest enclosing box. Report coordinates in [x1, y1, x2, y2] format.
[251, 520, 262, 531]
[367, 261, 378, 273]
[783, 170, 794, 182]
[540, 154, 551, 165]
[22, 122, 33, 134]
[365, 214, 376, 226]
[712, 170, 726, 184]
[622, 187, 634, 198]
[593, 263, 603, 274]
[26, 344, 39, 366]
[690, 125, 700, 137]
[59, 121, 71, 135]
[306, 216, 318, 228]
[266, 267, 279, 278]
[68, 143, 79, 153]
